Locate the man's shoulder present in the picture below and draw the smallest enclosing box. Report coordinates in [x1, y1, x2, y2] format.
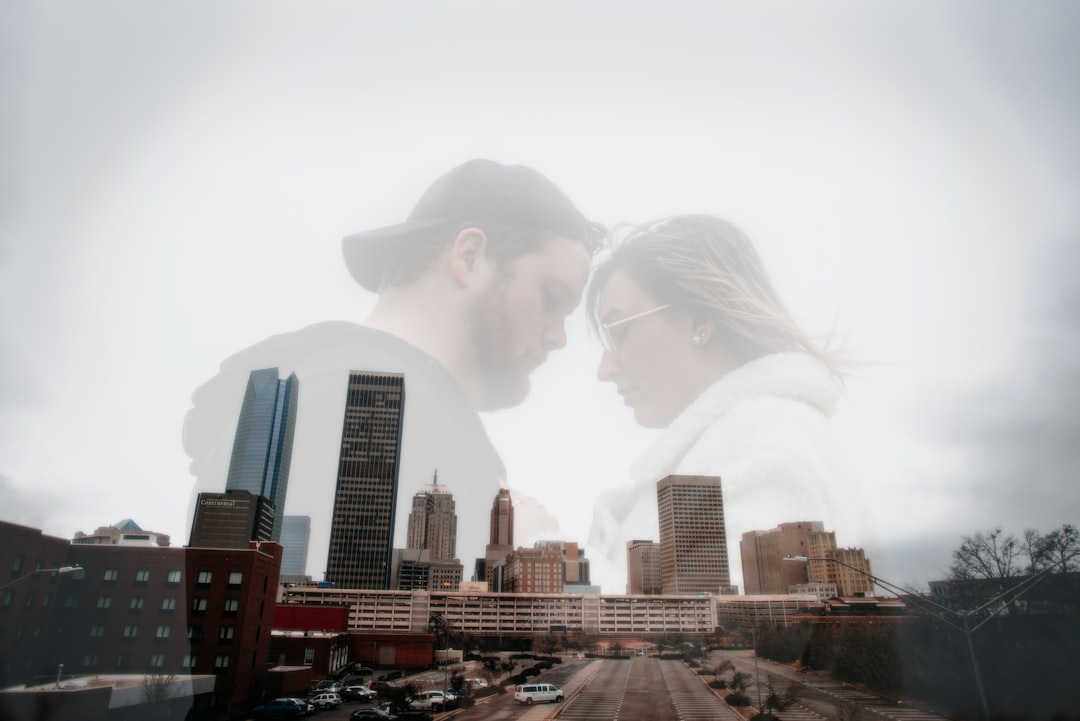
[217, 321, 438, 376]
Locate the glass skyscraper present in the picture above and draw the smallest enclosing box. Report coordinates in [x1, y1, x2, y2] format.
[280, 515, 311, 577]
[225, 367, 299, 542]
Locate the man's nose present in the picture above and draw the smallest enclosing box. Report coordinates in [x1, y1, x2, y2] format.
[544, 319, 568, 350]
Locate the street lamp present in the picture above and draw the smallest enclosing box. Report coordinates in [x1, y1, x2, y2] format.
[784, 555, 1058, 721]
[1, 565, 81, 591]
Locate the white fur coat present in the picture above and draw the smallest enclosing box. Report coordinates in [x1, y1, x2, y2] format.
[589, 352, 861, 592]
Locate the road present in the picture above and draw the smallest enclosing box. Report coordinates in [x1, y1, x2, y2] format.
[453, 657, 740, 721]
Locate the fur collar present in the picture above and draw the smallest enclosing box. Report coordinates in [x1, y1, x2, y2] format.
[631, 352, 838, 484]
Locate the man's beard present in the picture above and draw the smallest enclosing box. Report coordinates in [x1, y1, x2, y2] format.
[470, 286, 532, 411]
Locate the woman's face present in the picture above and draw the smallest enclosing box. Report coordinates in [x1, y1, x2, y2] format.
[596, 269, 716, 428]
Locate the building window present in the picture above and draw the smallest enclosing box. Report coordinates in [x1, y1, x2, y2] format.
[149, 653, 165, 668]
[188, 625, 203, 643]
[64, 596, 78, 608]
[166, 570, 182, 584]
[103, 569, 118, 582]
[196, 571, 212, 587]
[89, 624, 105, 638]
[83, 654, 98, 668]
[218, 626, 235, 642]
[32, 624, 42, 639]
[214, 654, 230, 670]
[11, 555, 24, 574]
[182, 654, 196, 668]
[303, 647, 315, 665]
[1, 590, 12, 609]
[227, 571, 243, 588]
[122, 625, 138, 639]
[135, 569, 150, 584]
[192, 598, 207, 615]
[97, 595, 112, 609]
[129, 596, 144, 611]
[155, 624, 171, 639]
[41, 593, 51, 609]
[223, 599, 239, 615]
[160, 597, 176, 613]
[23, 592, 34, 608]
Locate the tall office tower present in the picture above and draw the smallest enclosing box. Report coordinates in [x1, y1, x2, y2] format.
[325, 372, 405, 590]
[280, 515, 311, 577]
[225, 368, 298, 541]
[405, 472, 457, 560]
[490, 488, 513, 545]
[740, 521, 824, 594]
[626, 539, 662, 595]
[657, 474, 733, 595]
[480, 489, 515, 590]
[189, 490, 275, 548]
[807, 531, 874, 596]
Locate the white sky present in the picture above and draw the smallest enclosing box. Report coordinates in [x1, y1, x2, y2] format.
[3, 1, 1079, 592]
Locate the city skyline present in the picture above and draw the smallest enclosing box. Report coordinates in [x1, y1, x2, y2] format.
[4, 2, 1080, 594]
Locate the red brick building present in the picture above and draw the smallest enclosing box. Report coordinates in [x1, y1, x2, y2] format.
[1, 521, 282, 717]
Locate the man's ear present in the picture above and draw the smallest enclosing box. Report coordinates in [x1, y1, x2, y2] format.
[449, 227, 492, 288]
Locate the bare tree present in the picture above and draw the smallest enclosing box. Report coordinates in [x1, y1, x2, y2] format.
[949, 527, 1022, 583]
[1040, 524, 1080, 573]
[142, 672, 176, 704]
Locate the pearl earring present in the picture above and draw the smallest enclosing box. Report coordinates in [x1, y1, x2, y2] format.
[692, 335, 703, 345]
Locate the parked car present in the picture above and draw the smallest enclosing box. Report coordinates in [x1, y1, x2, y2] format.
[253, 698, 307, 719]
[408, 690, 449, 711]
[343, 685, 378, 702]
[513, 683, 564, 705]
[308, 692, 342, 710]
[290, 698, 315, 715]
[351, 710, 396, 720]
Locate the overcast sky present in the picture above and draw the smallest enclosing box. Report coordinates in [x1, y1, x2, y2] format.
[3, 1, 1078, 592]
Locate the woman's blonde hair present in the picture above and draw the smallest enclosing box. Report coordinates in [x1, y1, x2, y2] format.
[587, 214, 845, 381]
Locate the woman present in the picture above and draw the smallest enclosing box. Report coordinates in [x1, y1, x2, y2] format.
[586, 214, 861, 593]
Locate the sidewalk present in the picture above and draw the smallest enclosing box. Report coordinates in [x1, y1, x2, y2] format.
[518, 660, 604, 721]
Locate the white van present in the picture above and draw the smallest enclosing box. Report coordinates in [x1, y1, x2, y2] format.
[514, 683, 564, 705]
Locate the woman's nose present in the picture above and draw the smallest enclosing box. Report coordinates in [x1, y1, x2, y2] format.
[597, 349, 618, 381]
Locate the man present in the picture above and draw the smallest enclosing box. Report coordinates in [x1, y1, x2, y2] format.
[183, 159, 602, 582]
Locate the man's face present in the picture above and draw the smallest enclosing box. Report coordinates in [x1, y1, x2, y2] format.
[470, 233, 591, 410]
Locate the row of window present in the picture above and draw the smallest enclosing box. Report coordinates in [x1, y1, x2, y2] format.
[79, 652, 231, 670]
[97, 569, 244, 586]
[84, 623, 237, 641]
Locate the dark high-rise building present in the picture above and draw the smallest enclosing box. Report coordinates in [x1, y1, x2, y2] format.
[225, 368, 298, 541]
[189, 490, 275, 548]
[280, 515, 311, 577]
[657, 474, 733, 595]
[325, 372, 405, 589]
[490, 488, 513, 546]
[479, 488, 515, 590]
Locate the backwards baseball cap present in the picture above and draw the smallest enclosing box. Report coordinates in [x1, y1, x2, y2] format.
[342, 159, 602, 291]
